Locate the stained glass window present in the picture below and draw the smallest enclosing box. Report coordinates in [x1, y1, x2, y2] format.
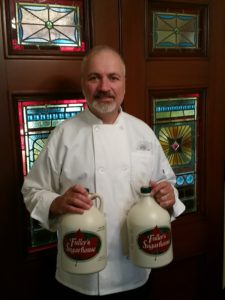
[6, 0, 89, 56]
[152, 94, 199, 213]
[147, 1, 208, 57]
[18, 97, 87, 252]
[153, 12, 199, 49]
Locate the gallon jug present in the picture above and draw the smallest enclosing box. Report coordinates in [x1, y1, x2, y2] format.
[59, 192, 107, 274]
[127, 186, 173, 268]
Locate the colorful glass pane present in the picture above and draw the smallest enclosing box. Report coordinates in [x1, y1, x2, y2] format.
[157, 123, 194, 166]
[153, 95, 199, 213]
[18, 98, 87, 251]
[16, 3, 81, 47]
[153, 12, 199, 49]
[8, 0, 87, 54]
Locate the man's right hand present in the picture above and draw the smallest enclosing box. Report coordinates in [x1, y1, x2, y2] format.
[49, 184, 93, 217]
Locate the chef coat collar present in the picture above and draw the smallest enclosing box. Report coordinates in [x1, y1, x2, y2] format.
[85, 106, 123, 125]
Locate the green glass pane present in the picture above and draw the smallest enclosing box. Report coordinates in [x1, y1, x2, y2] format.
[18, 98, 87, 252]
[153, 95, 198, 213]
[156, 122, 195, 167]
[154, 97, 196, 123]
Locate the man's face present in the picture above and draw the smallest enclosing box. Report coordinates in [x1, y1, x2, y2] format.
[81, 50, 126, 122]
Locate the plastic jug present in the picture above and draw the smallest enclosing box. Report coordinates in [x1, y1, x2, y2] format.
[59, 192, 107, 274]
[127, 186, 173, 268]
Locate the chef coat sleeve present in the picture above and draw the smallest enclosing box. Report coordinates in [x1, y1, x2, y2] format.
[153, 136, 186, 220]
[21, 144, 61, 231]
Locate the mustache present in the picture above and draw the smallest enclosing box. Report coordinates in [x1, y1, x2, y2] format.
[94, 91, 114, 100]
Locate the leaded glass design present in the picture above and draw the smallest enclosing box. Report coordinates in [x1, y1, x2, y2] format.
[16, 2, 81, 47]
[153, 95, 198, 213]
[7, 0, 88, 55]
[18, 98, 87, 251]
[153, 12, 199, 49]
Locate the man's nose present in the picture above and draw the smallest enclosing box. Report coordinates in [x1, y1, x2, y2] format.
[98, 78, 110, 91]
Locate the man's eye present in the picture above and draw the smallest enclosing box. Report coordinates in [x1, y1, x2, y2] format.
[110, 76, 119, 81]
[88, 76, 98, 81]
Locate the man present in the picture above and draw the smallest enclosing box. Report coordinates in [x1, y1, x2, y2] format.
[21, 45, 185, 298]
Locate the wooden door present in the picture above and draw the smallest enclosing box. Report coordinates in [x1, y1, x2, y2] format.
[0, 0, 224, 299]
[121, 0, 225, 299]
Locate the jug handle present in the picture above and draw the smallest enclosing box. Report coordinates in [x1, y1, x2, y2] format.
[89, 193, 103, 212]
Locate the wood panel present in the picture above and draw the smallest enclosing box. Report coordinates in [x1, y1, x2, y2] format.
[0, 0, 224, 298]
[91, 0, 121, 49]
[6, 60, 82, 92]
[146, 60, 209, 88]
[121, 0, 146, 120]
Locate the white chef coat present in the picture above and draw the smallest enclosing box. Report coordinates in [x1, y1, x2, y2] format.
[22, 107, 185, 296]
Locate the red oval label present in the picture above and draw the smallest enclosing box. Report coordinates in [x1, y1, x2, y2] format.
[137, 226, 171, 255]
[63, 229, 101, 261]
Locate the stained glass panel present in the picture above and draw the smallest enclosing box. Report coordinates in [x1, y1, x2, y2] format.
[16, 3, 81, 47]
[18, 97, 87, 252]
[153, 12, 199, 49]
[152, 95, 199, 213]
[147, 1, 208, 57]
[6, 0, 89, 55]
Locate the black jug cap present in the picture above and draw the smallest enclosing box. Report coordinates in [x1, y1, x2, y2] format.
[140, 186, 151, 194]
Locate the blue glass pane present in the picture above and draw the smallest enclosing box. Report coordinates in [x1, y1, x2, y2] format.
[153, 12, 199, 49]
[16, 3, 81, 47]
[18, 98, 87, 251]
[153, 95, 199, 213]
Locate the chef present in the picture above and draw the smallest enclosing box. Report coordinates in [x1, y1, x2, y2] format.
[21, 45, 185, 298]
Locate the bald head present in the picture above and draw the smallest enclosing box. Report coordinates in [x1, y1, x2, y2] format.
[81, 45, 126, 77]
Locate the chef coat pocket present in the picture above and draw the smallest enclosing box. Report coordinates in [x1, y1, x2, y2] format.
[130, 151, 153, 193]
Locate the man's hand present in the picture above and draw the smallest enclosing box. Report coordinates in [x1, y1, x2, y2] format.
[49, 184, 93, 217]
[150, 180, 175, 210]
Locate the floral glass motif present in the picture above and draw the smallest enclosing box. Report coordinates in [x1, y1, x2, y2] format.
[153, 12, 199, 49]
[153, 95, 199, 213]
[18, 98, 87, 252]
[16, 2, 81, 47]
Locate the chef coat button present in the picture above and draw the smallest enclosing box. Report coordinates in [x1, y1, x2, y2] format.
[94, 126, 99, 131]
[99, 167, 104, 173]
[119, 125, 124, 130]
[122, 165, 128, 172]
